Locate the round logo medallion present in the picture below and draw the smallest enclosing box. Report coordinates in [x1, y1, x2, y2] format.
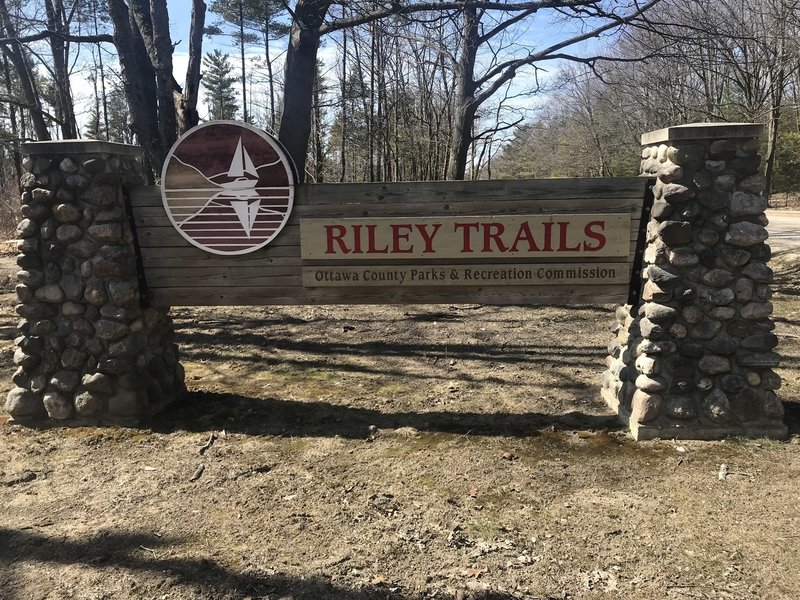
[161, 121, 295, 255]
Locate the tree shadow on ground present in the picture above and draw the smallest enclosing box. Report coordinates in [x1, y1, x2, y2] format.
[0, 528, 530, 600]
[152, 391, 622, 439]
[164, 305, 800, 440]
[175, 335, 606, 388]
[168, 307, 614, 437]
[171, 306, 610, 392]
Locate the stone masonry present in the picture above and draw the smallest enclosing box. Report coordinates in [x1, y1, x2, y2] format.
[602, 123, 787, 440]
[5, 141, 184, 424]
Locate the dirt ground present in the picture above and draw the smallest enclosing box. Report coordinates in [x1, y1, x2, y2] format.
[1, 247, 799, 600]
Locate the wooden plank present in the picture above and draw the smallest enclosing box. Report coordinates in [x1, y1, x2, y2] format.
[145, 269, 300, 287]
[129, 177, 650, 208]
[134, 225, 642, 253]
[132, 199, 643, 228]
[138, 222, 641, 253]
[141, 253, 636, 270]
[133, 198, 645, 218]
[138, 236, 640, 269]
[141, 258, 631, 286]
[134, 225, 300, 248]
[146, 284, 630, 307]
[140, 247, 301, 265]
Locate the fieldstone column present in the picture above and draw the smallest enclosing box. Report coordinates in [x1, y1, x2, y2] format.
[602, 123, 787, 440]
[5, 141, 185, 424]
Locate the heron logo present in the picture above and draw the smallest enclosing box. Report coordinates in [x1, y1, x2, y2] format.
[161, 121, 296, 255]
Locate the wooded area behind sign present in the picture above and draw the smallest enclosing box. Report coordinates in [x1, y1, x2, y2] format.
[129, 178, 650, 306]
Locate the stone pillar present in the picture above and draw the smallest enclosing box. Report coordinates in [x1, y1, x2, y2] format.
[602, 123, 787, 440]
[5, 141, 185, 424]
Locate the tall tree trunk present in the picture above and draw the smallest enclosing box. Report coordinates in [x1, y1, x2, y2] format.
[352, 26, 371, 181]
[181, 0, 206, 133]
[312, 62, 324, 182]
[93, 9, 110, 139]
[278, 0, 330, 183]
[90, 69, 101, 136]
[128, 0, 178, 154]
[107, 0, 162, 174]
[764, 67, 784, 199]
[44, 0, 77, 138]
[368, 23, 375, 182]
[264, 8, 275, 130]
[238, 0, 248, 122]
[2, 51, 21, 181]
[338, 10, 347, 182]
[447, 5, 480, 180]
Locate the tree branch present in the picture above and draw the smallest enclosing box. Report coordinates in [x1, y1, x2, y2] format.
[322, 0, 615, 34]
[478, 7, 537, 44]
[0, 30, 113, 44]
[0, 93, 63, 124]
[473, 0, 663, 100]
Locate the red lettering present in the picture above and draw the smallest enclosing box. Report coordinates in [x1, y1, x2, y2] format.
[325, 225, 349, 255]
[352, 224, 363, 254]
[557, 222, 580, 252]
[482, 223, 508, 253]
[415, 223, 441, 253]
[543, 221, 554, 252]
[454, 222, 480, 253]
[509, 222, 540, 253]
[583, 220, 607, 251]
[366, 224, 389, 253]
[391, 224, 414, 253]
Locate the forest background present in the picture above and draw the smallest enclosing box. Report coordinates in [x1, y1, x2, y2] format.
[1, 0, 799, 238]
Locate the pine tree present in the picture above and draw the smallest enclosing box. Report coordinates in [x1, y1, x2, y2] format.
[202, 50, 239, 120]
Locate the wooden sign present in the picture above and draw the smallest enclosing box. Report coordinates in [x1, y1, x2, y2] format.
[160, 121, 295, 255]
[130, 176, 651, 306]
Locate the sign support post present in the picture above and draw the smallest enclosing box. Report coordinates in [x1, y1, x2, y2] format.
[5, 141, 185, 423]
[602, 123, 787, 440]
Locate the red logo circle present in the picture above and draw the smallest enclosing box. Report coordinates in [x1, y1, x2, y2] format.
[161, 121, 295, 255]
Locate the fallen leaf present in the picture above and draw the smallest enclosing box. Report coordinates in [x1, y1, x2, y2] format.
[189, 464, 205, 482]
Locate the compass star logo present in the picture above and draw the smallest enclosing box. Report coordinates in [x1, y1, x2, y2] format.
[161, 121, 296, 255]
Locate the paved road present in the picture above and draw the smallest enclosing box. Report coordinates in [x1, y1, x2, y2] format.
[767, 210, 800, 251]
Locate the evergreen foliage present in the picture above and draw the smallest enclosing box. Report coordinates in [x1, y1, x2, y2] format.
[202, 49, 239, 121]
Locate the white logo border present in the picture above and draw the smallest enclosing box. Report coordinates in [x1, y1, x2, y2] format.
[160, 120, 296, 256]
